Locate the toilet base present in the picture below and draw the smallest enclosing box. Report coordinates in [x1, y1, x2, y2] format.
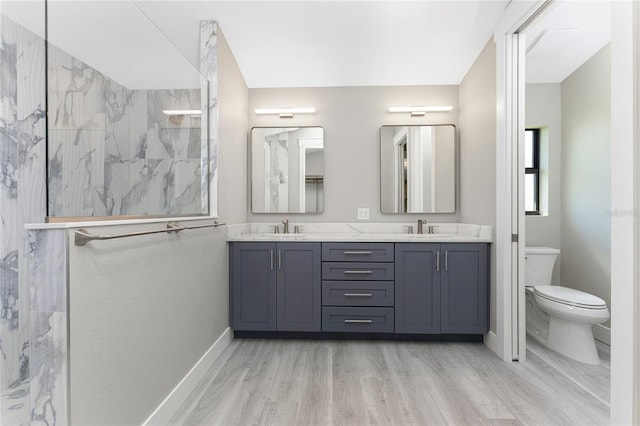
[547, 317, 601, 365]
[526, 288, 604, 365]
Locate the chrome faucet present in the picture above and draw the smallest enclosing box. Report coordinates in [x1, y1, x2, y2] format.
[417, 219, 427, 234]
[282, 219, 289, 234]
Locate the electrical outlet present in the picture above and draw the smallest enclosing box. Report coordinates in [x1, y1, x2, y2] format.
[357, 208, 370, 220]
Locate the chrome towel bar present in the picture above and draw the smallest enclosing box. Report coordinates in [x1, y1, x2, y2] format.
[74, 220, 225, 246]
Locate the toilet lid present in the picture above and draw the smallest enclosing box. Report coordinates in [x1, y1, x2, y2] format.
[534, 285, 607, 309]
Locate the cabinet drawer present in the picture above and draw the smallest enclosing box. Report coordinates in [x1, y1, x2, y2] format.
[322, 262, 394, 281]
[322, 281, 394, 307]
[322, 307, 394, 333]
[322, 243, 394, 262]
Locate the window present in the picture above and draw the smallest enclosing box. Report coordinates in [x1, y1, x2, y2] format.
[525, 129, 540, 214]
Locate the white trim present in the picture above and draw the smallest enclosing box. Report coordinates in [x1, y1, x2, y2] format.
[634, 3, 640, 422]
[611, 1, 638, 424]
[483, 331, 502, 357]
[25, 216, 221, 230]
[142, 327, 232, 426]
[491, 0, 558, 364]
[592, 324, 611, 346]
[493, 1, 550, 38]
[298, 143, 306, 212]
[489, 32, 514, 362]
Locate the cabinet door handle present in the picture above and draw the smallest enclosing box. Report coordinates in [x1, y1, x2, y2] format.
[344, 293, 373, 297]
[343, 270, 372, 274]
[344, 319, 373, 324]
[436, 251, 440, 272]
[343, 251, 373, 255]
[278, 250, 282, 271]
[270, 250, 274, 271]
[445, 250, 448, 272]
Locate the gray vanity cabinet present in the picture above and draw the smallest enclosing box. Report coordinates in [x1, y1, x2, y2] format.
[230, 242, 277, 331]
[230, 242, 321, 332]
[440, 243, 488, 334]
[321, 243, 395, 333]
[395, 243, 488, 334]
[277, 243, 322, 331]
[395, 244, 440, 333]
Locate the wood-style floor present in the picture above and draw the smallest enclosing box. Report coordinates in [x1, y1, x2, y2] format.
[169, 337, 610, 425]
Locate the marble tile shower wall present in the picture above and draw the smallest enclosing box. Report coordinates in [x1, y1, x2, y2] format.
[200, 20, 218, 217]
[266, 133, 289, 212]
[27, 229, 67, 425]
[47, 43, 204, 217]
[0, 14, 46, 424]
[1, 14, 220, 424]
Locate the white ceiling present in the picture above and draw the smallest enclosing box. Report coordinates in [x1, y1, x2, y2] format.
[2, 1, 612, 89]
[135, 0, 511, 88]
[524, 1, 611, 83]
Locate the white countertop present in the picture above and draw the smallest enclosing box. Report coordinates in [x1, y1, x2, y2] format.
[226, 223, 493, 243]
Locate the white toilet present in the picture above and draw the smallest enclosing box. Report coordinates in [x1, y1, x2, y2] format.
[525, 246, 609, 365]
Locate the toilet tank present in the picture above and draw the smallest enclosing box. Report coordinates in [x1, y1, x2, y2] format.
[525, 247, 560, 285]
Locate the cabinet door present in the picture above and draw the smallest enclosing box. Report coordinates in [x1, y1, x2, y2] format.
[277, 242, 321, 331]
[440, 243, 488, 334]
[395, 243, 440, 334]
[230, 242, 277, 331]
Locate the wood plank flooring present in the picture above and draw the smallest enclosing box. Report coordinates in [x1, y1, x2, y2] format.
[169, 338, 610, 425]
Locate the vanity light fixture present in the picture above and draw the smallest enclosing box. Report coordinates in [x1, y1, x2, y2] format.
[255, 107, 316, 118]
[388, 106, 453, 117]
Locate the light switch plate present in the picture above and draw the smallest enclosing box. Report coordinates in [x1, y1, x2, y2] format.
[357, 207, 370, 220]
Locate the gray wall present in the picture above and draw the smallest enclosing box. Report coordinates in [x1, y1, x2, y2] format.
[69, 221, 226, 425]
[525, 83, 562, 284]
[248, 85, 459, 222]
[68, 25, 249, 425]
[458, 40, 497, 332]
[218, 28, 249, 224]
[561, 44, 611, 327]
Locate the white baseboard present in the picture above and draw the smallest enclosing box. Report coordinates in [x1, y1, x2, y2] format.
[592, 323, 611, 346]
[143, 327, 232, 425]
[484, 330, 512, 362]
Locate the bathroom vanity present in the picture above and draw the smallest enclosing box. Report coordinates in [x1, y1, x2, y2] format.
[228, 223, 491, 339]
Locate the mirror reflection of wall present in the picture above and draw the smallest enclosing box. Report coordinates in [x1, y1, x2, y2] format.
[251, 127, 324, 213]
[380, 125, 455, 214]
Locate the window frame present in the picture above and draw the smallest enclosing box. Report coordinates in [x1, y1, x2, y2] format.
[525, 128, 540, 215]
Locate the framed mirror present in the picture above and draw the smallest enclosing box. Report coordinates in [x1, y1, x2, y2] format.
[251, 127, 324, 213]
[380, 125, 455, 213]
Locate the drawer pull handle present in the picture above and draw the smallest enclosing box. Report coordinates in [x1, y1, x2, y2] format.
[344, 319, 373, 324]
[344, 293, 373, 297]
[343, 270, 372, 274]
[343, 251, 373, 255]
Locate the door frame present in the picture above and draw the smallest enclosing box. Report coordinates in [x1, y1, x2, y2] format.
[490, 0, 548, 363]
[493, 0, 639, 423]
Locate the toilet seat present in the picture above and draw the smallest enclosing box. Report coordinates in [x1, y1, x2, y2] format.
[533, 285, 607, 309]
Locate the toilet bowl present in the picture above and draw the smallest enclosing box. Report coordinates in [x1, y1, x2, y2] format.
[525, 247, 609, 365]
